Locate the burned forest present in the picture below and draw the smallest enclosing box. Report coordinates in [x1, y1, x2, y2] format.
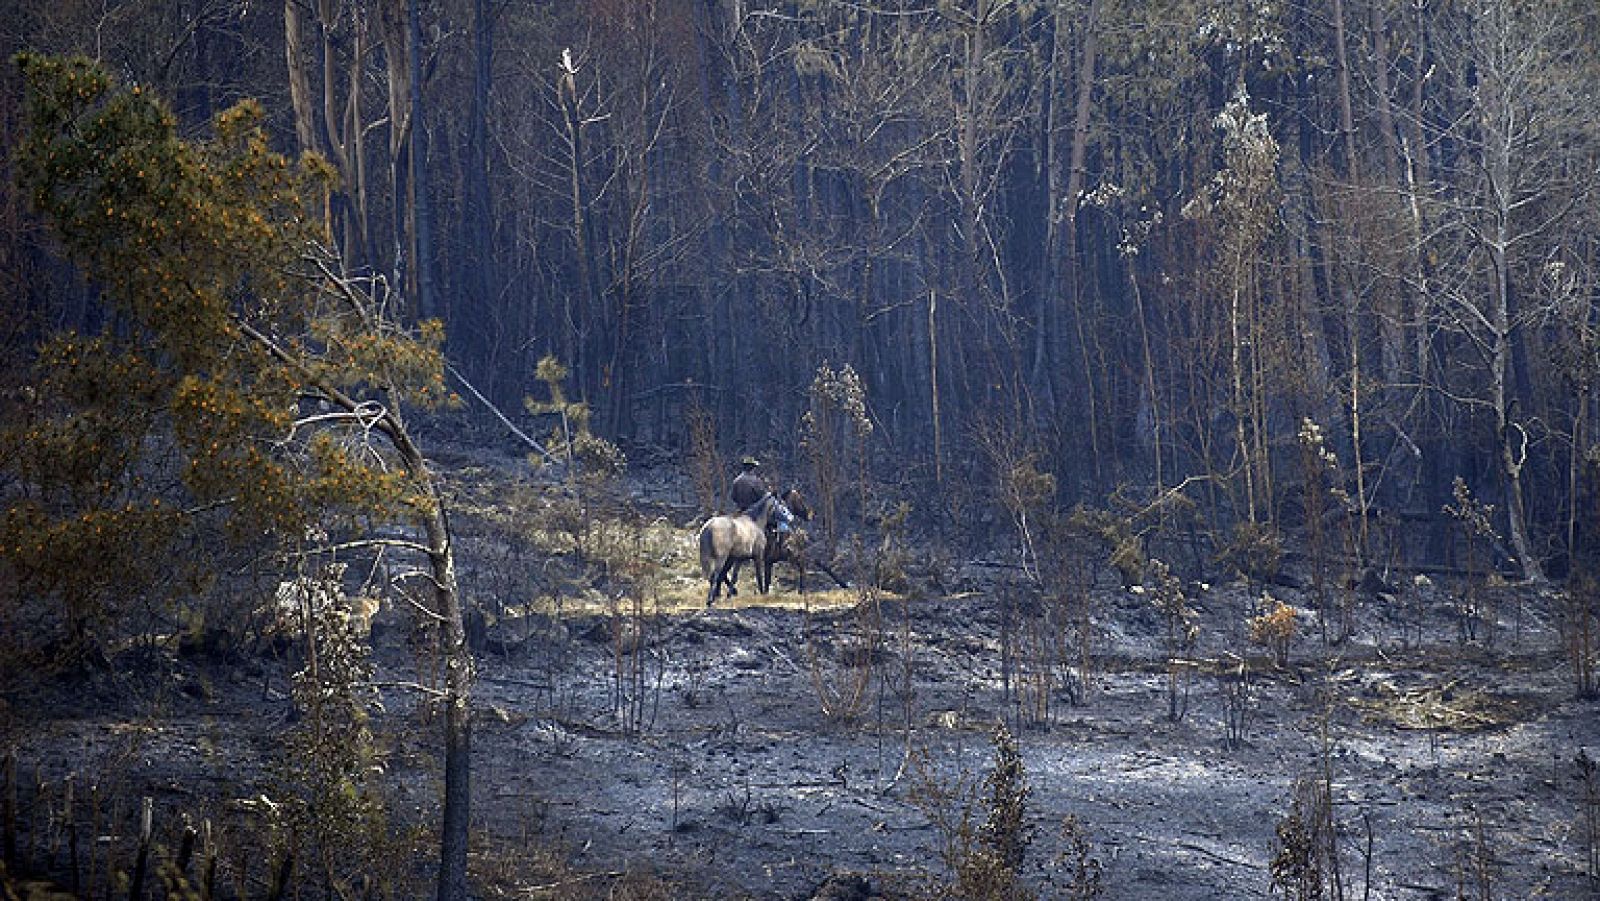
[3, 2, 1600, 899]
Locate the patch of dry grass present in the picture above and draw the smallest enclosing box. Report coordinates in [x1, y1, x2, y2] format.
[1348, 678, 1534, 731]
[532, 584, 877, 618]
[445, 469, 895, 617]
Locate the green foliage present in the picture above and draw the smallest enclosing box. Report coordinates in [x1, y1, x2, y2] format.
[526, 353, 626, 477]
[1216, 521, 1284, 586]
[1067, 504, 1146, 587]
[3, 53, 450, 660]
[522, 355, 626, 567]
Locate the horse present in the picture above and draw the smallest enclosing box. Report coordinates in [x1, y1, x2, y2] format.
[729, 486, 809, 593]
[731, 487, 849, 593]
[698, 492, 782, 606]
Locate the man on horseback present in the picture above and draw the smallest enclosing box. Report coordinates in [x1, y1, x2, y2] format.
[724, 457, 794, 593]
[730, 456, 768, 511]
[731, 456, 796, 541]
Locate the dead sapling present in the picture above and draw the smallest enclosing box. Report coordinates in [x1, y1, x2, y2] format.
[1443, 477, 1499, 650]
[1049, 813, 1105, 900]
[1142, 559, 1199, 723]
[909, 724, 1037, 901]
[1215, 652, 1251, 751]
[1577, 749, 1600, 883]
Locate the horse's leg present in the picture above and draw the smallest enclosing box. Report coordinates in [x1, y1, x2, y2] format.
[767, 535, 787, 595]
[708, 554, 725, 606]
[722, 558, 739, 597]
[714, 556, 742, 606]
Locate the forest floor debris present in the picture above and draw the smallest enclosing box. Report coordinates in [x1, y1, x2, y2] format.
[4, 445, 1599, 899]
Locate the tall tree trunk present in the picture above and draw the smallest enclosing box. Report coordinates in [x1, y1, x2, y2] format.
[232, 314, 473, 901]
[1054, 0, 1103, 478]
[1367, 0, 1406, 385]
[1476, 2, 1544, 583]
[1230, 246, 1256, 522]
[378, 0, 413, 296]
[1490, 237, 1544, 582]
[1332, 0, 1359, 179]
[1030, 8, 1061, 408]
[286, 1, 368, 264]
[409, 476, 467, 901]
[466, 0, 497, 386]
[408, 0, 437, 322]
[1333, 0, 1371, 554]
[1129, 255, 1162, 487]
[1369, 1, 1400, 181]
[390, 437, 473, 901]
[317, 0, 347, 177]
[284, 0, 323, 159]
[930, 288, 943, 487]
[957, 0, 986, 355]
[558, 49, 602, 396]
[345, 10, 371, 266]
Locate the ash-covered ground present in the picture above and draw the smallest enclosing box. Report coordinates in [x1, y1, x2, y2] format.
[458, 586, 1595, 900]
[7, 444, 1599, 900]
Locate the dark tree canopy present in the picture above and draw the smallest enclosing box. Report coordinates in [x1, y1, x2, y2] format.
[3, 0, 1600, 579]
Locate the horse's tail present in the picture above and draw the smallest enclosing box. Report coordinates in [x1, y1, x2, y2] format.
[698, 521, 717, 580]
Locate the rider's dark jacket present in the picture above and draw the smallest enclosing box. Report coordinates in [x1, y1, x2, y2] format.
[731, 470, 767, 511]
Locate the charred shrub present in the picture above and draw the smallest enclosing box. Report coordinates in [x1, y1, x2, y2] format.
[1050, 814, 1105, 900]
[911, 724, 1037, 901]
[1247, 594, 1297, 668]
[1216, 521, 1283, 590]
[1269, 777, 1343, 901]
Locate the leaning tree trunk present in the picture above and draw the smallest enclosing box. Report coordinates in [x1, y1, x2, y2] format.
[232, 314, 474, 901]
[398, 438, 472, 901]
[1491, 248, 1545, 583]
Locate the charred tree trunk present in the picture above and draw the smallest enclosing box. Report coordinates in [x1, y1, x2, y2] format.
[408, 0, 437, 322]
[465, 0, 498, 387]
[1057, 0, 1103, 478]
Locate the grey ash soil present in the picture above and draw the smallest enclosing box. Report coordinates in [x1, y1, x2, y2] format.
[464, 589, 1598, 900]
[430, 448, 1600, 900]
[6, 444, 1599, 899]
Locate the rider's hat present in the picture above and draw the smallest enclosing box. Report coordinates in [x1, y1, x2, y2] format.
[740, 456, 760, 468]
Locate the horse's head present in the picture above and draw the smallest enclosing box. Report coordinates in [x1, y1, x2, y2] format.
[781, 487, 813, 522]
